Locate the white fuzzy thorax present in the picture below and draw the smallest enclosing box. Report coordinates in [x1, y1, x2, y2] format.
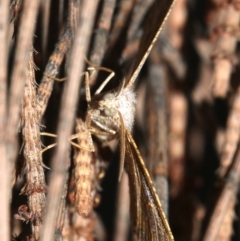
[116, 88, 136, 131]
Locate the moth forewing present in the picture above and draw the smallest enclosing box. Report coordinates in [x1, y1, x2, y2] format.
[125, 128, 174, 241]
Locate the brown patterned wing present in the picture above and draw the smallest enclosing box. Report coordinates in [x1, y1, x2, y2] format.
[125, 128, 174, 241]
[125, 0, 176, 88]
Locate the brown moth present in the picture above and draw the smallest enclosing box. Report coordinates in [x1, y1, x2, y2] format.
[81, 0, 176, 240]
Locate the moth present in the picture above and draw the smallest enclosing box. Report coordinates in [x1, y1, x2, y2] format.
[81, 0, 176, 240]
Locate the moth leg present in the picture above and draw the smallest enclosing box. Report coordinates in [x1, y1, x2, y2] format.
[91, 66, 115, 95]
[69, 131, 95, 152]
[39, 131, 95, 154]
[38, 132, 58, 154]
[43, 73, 67, 82]
[84, 58, 115, 96]
[87, 114, 117, 135]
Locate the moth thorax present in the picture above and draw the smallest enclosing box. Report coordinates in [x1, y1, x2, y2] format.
[102, 88, 136, 131]
[117, 88, 136, 131]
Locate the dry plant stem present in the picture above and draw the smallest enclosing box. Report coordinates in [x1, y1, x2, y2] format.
[160, 0, 187, 80]
[63, 174, 102, 241]
[121, 39, 140, 64]
[120, 0, 154, 62]
[211, 3, 240, 97]
[113, 172, 130, 241]
[68, 0, 81, 34]
[0, 1, 10, 240]
[36, 27, 72, 120]
[89, 0, 117, 66]
[159, 34, 186, 80]
[203, 145, 240, 241]
[58, 0, 64, 26]
[192, 39, 213, 104]
[71, 212, 96, 241]
[218, 86, 240, 177]
[168, 91, 187, 197]
[74, 118, 94, 216]
[40, 0, 51, 61]
[108, 0, 135, 48]
[93, 214, 106, 241]
[126, 0, 154, 40]
[36, 0, 80, 120]
[18, 50, 47, 240]
[40, 1, 99, 240]
[192, 203, 206, 241]
[10, 0, 23, 38]
[215, 196, 235, 241]
[167, 0, 187, 49]
[6, 0, 40, 189]
[55, 169, 69, 241]
[147, 62, 169, 215]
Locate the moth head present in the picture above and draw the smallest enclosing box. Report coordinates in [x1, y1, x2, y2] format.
[99, 92, 118, 117]
[104, 107, 118, 116]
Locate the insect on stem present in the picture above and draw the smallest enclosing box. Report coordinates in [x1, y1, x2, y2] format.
[75, 0, 177, 239]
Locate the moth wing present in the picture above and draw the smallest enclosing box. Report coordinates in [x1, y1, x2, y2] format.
[125, 128, 173, 241]
[126, 0, 176, 88]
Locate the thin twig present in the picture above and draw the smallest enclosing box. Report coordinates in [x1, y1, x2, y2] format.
[58, 0, 64, 26]
[55, 164, 70, 241]
[147, 60, 169, 215]
[40, 1, 99, 240]
[89, 0, 117, 66]
[113, 172, 130, 241]
[36, 0, 79, 121]
[168, 91, 187, 197]
[167, 0, 187, 49]
[120, 0, 154, 64]
[108, 0, 136, 49]
[36, 27, 72, 121]
[40, 0, 51, 61]
[74, 118, 94, 216]
[210, 2, 240, 97]
[6, 0, 41, 195]
[0, 0, 10, 240]
[15, 50, 47, 240]
[218, 86, 240, 178]
[203, 144, 240, 241]
[126, 0, 154, 40]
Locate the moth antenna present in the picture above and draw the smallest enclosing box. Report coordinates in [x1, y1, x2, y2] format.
[84, 56, 96, 67]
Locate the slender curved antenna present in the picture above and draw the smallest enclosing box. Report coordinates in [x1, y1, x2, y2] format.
[125, 0, 176, 88]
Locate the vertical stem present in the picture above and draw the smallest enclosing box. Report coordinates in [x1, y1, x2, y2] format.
[0, 0, 10, 240]
[40, 1, 99, 241]
[6, 0, 40, 192]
